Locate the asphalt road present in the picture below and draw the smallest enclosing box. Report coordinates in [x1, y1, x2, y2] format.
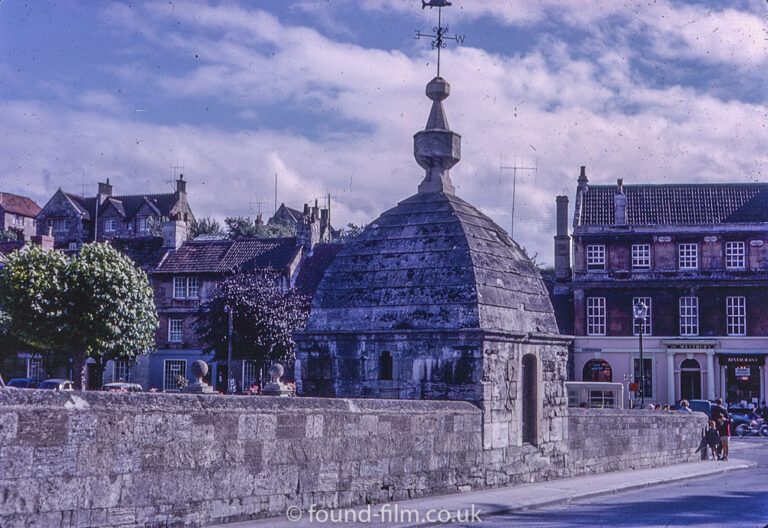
[445, 437, 768, 528]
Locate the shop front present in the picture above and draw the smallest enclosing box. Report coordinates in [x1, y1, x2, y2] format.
[718, 354, 765, 406]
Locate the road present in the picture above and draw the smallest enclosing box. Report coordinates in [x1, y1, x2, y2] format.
[446, 437, 768, 528]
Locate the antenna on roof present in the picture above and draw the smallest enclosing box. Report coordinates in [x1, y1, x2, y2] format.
[80, 169, 89, 198]
[274, 173, 278, 215]
[499, 153, 538, 238]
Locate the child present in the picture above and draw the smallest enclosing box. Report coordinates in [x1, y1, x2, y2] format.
[705, 420, 720, 460]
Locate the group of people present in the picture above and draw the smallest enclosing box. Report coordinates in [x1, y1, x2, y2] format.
[703, 398, 746, 461]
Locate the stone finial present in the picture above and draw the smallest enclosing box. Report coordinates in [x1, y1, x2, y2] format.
[262, 362, 294, 397]
[184, 359, 215, 394]
[414, 77, 461, 195]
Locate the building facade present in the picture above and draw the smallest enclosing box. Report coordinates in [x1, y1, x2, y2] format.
[554, 168, 768, 407]
[0, 192, 41, 240]
[36, 175, 194, 252]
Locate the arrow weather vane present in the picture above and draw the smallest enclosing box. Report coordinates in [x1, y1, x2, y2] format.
[415, 0, 465, 77]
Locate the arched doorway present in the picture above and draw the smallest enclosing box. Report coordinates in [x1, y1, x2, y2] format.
[680, 358, 701, 401]
[582, 359, 613, 382]
[522, 354, 538, 445]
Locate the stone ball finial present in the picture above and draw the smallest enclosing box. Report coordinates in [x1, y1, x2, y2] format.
[269, 363, 284, 382]
[426, 77, 450, 102]
[191, 360, 209, 380]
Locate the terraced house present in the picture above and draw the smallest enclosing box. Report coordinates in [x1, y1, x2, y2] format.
[553, 167, 768, 408]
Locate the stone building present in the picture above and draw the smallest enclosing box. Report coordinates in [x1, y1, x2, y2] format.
[296, 76, 571, 484]
[35, 175, 194, 252]
[553, 170, 768, 407]
[269, 200, 336, 242]
[0, 191, 41, 240]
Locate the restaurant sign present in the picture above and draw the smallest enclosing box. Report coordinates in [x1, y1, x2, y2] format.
[719, 355, 765, 366]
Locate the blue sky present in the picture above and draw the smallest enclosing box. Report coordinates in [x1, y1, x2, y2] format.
[2, 1, 767, 264]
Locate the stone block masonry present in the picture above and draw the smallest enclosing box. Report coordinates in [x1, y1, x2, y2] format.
[0, 389, 705, 528]
[567, 408, 707, 475]
[0, 389, 482, 528]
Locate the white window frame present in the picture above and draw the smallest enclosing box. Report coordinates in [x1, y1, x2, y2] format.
[27, 356, 44, 379]
[678, 243, 698, 270]
[725, 241, 745, 270]
[50, 218, 69, 233]
[679, 296, 699, 336]
[163, 359, 186, 392]
[13, 214, 24, 226]
[113, 359, 135, 383]
[137, 217, 149, 233]
[726, 296, 746, 336]
[173, 276, 199, 299]
[632, 297, 652, 336]
[104, 218, 116, 233]
[586, 244, 606, 271]
[631, 244, 651, 270]
[168, 318, 184, 342]
[68, 242, 78, 251]
[586, 297, 607, 336]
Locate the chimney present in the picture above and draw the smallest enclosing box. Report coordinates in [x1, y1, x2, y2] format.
[297, 208, 320, 252]
[97, 178, 113, 204]
[31, 230, 55, 251]
[163, 219, 187, 249]
[255, 213, 264, 226]
[176, 174, 187, 194]
[312, 199, 320, 220]
[577, 166, 588, 192]
[614, 178, 626, 226]
[554, 195, 571, 281]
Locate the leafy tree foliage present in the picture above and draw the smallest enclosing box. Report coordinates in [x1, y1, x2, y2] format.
[334, 222, 367, 242]
[0, 243, 158, 389]
[225, 216, 295, 239]
[196, 270, 309, 369]
[0, 228, 22, 241]
[189, 216, 224, 238]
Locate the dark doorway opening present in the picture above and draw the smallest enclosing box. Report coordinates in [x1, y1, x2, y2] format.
[379, 351, 393, 380]
[87, 363, 99, 391]
[680, 359, 701, 401]
[522, 354, 537, 445]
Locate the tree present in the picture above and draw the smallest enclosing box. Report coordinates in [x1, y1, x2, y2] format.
[225, 216, 295, 239]
[189, 216, 224, 239]
[0, 228, 22, 241]
[196, 270, 309, 376]
[0, 243, 158, 389]
[334, 222, 367, 242]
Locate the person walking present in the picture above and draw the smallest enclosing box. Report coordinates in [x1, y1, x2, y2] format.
[705, 420, 721, 460]
[716, 414, 731, 461]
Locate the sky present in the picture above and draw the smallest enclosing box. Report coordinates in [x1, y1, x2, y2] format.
[1, 0, 767, 265]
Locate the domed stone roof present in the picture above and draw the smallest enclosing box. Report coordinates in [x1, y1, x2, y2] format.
[305, 75, 557, 338]
[307, 190, 557, 335]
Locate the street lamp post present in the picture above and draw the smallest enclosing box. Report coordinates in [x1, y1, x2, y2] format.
[224, 304, 234, 394]
[633, 300, 649, 409]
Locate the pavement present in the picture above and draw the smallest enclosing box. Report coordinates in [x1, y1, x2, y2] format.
[208, 457, 754, 528]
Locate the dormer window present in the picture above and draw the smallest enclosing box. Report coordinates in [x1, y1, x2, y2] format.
[137, 217, 149, 233]
[586, 245, 606, 271]
[104, 218, 116, 233]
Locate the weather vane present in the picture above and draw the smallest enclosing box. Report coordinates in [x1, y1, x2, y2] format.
[415, 0, 465, 77]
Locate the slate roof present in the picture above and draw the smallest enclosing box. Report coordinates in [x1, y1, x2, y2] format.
[294, 243, 344, 295]
[109, 236, 170, 271]
[0, 192, 41, 218]
[155, 237, 301, 274]
[64, 192, 179, 221]
[306, 191, 557, 334]
[577, 183, 768, 227]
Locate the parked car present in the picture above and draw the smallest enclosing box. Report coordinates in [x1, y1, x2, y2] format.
[38, 379, 75, 391]
[687, 399, 712, 416]
[7, 378, 42, 389]
[101, 382, 143, 392]
[727, 406, 755, 433]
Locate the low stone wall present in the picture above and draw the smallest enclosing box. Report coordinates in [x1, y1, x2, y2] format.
[0, 390, 707, 528]
[0, 389, 482, 528]
[567, 408, 707, 475]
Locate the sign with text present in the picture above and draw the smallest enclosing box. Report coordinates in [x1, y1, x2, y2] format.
[719, 355, 765, 366]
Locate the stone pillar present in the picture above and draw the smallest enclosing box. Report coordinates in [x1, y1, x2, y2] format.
[706, 351, 715, 401]
[666, 351, 676, 406]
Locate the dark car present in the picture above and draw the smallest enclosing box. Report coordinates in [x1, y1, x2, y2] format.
[728, 406, 756, 435]
[687, 399, 712, 416]
[38, 379, 75, 391]
[7, 378, 42, 389]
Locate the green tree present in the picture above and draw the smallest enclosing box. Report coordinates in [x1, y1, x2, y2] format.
[0, 243, 158, 389]
[195, 270, 309, 377]
[0, 228, 22, 241]
[189, 216, 224, 239]
[225, 216, 295, 239]
[334, 222, 366, 242]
